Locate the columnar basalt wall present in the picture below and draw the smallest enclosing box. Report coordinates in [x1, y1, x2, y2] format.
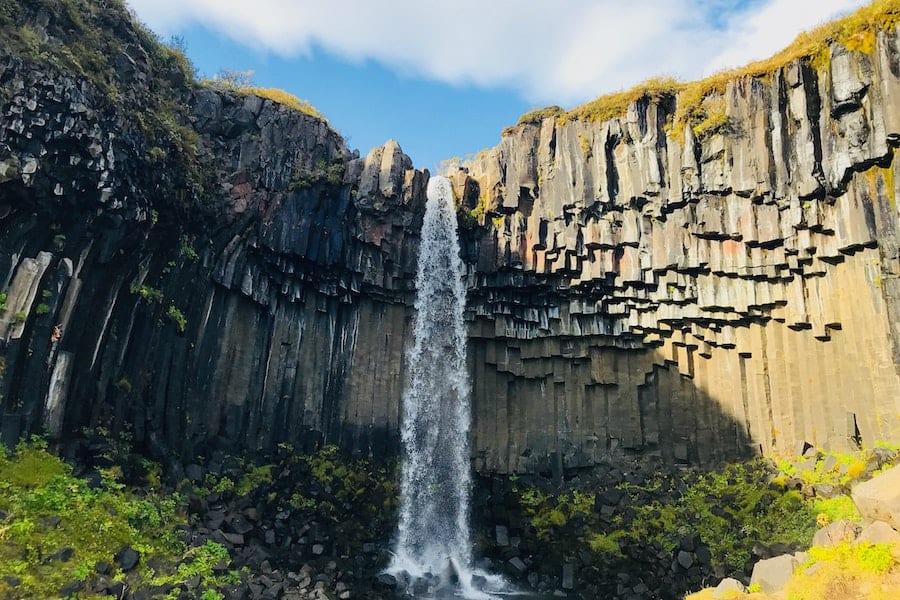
[0, 43, 427, 461]
[1, 3, 899, 473]
[454, 29, 900, 471]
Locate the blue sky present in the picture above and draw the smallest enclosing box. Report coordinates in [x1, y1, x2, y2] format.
[127, 0, 869, 171]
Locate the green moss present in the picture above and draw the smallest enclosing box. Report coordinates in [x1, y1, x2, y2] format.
[0, 438, 235, 599]
[810, 495, 862, 524]
[289, 159, 345, 191]
[179, 234, 199, 261]
[236, 464, 273, 496]
[578, 133, 592, 158]
[129, 282, 164, 303]
[166, 304, 186, 333]
[585, 531, 625, 558]
[808, 542, 896, 575]
[115, 377, 132, 394]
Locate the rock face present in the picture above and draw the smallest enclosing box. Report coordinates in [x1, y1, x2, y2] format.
[1, 1, 900, 472]
[452, 28, 900, 471]
[852, 465, 900, 530]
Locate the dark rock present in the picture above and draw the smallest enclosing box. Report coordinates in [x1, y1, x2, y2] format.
[3, 576, 19, 588]
[676, 550, 694, 570]
[508, 556, 527, 576]
[48, 547, 74, 562]
[186, 463, 205, 482]
[228, 515, 255, 535]
[751, 543, 771, 559]
[59, 581, 84, 596]
[95, 561, 110, 575]
[206, 509, 226, 530]
[561, 563, 575, 590]
[41, 516, 62, 528]
[596, 488, 625, 508]
[678, 532, 700, 552]
[495, 525, 509, 547]
[115, 546, 140, 572]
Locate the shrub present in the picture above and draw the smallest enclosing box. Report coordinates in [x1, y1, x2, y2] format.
[166, 304, 186, 333]
[130, 282, 163, 303]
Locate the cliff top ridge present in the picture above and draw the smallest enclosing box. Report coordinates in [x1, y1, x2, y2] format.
[507, 0, 900, 143]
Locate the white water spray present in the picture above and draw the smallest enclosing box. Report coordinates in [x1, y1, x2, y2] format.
[388, 176, 509, 599]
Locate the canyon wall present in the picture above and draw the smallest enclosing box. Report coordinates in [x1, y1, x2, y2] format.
[453, 30, 900, 471]
[1, 1, 899, 472]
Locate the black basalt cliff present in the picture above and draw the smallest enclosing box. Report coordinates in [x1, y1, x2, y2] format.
[1, 0, 899, 473]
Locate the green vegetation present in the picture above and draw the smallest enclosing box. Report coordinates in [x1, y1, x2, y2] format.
[289, 158, 345, 191]
[35, 303, 49, 315]
[808, 541, 895, 575]
[514, 445, 899, 576]
[203, 69, 326, 121]
[0, 0, 194, 99]
[578, 133, 592, 158]
[516, 105, 565, 127]
[0, 438, 237, 599]
[129, 282, 164, 304]
[166, 304, 186, 333]
[0, 292, 7, 312]
[782, 543, 900, 599]
[566, 77, 682, 125]
[179, 234, 199, 261]
[0, 0, 223, 223]
[115, 377, 132, 394]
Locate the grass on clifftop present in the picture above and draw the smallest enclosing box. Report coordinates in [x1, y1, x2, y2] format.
[202, 70, 326, 121]
[509, 0, 900, 140]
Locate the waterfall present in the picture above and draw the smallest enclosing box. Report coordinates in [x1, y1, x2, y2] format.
[388, 176, 508, 598]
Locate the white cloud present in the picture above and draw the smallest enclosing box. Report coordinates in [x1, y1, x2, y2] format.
[705, 0, 868, 73]
[126, 0, 870, 107]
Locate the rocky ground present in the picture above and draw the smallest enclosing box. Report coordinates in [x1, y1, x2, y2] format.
[1, 437, 899, 600]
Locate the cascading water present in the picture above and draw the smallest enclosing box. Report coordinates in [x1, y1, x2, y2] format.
[388, 176, 508, 599]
